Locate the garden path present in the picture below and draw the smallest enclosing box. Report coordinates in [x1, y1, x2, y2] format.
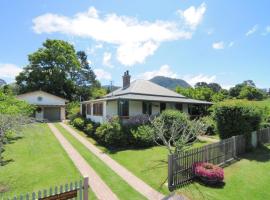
[59, 122, 165, 200]
[48, 123, 118, 200]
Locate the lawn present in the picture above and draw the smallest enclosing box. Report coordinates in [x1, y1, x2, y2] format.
[54, 123, 146, 200]
[65, 124, 211, 195]
[0, 123, 81, 198]
[177, 144, 270, 200]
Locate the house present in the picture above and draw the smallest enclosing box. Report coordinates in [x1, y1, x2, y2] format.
[17, 90, 68, 121]
[81, 71, 212, 123]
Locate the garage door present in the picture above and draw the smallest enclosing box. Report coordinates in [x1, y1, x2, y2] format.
[44, 107, 61, 121]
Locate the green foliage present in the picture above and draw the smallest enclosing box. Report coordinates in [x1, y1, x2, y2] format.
[0, 91, 34, 116]
[200, 116, 216, 135]
[91, 87, 107, 99]
[238, 86, 266, 100]
[84, 123, 94, 135]
[66, 101, 80, 120]
[159, 109, 189, 128]
[213, 100, 262, 139]
[71, 117, 85, 130]
[16, 39, 100, 101]
[175, 86, 215, 102]
[130, 125, 154, 147]
[96, 117, 127, 146]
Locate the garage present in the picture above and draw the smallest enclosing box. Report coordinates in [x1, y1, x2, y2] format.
[44, 107, 61, 121]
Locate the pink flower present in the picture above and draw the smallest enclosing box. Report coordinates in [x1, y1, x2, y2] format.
[193, 162, 224, 182]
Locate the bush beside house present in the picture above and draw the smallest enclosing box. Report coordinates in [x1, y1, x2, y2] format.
[213, 100, 262, 139]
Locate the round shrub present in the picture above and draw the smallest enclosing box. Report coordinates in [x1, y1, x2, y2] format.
[131, 125, 154, 147]
[72, 117, 85, 130]
[84, 123, 93, 135]
[213, 100, 261, 139]
[96, 117, 127, 146]
[193, 162, 224, 184]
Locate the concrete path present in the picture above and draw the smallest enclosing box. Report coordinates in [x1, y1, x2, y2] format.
[48, 123, 118, 200]
[198, 135, 219, 143]
[60, 122, 165, 200]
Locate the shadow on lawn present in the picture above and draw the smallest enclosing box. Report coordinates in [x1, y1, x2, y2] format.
[240, 144, 270, 162]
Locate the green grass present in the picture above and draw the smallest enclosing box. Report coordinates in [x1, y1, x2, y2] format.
[65, 124, 211, 195]
[0, 123, 81, 198]
[177, 144, 270, 200]
[54, 123, 146, 200]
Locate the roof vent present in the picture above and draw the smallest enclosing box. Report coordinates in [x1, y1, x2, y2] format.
[122, 70, 131, 89]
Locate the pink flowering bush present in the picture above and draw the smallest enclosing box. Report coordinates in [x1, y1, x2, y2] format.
[193, 162, 224, 183]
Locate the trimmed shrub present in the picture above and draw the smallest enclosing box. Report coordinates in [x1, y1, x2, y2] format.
[193, 162, 224, 183]
[72, 117, 85, 130]
[96, 117, 127, 146]
[84, 123, 93, 135]
[213, 100, 261, 139]
[158, 109, 189, 135]
[131, 125, 154, 147]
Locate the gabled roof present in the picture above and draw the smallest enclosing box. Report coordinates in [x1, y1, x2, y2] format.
[106, 79, 185, 98]
[83, 79, 212, 105]
[17, 90, 68, 102]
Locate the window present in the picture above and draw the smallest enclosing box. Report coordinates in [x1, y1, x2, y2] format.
[37, 96, 43, 101]
[143, 102, 152, 115]
[118, 100, 129, 117]
[93, 103, 103, 116]
[175, 103, 183, 111]
[86, 103, 91, 115]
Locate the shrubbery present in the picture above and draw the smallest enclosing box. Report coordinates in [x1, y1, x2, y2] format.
[71, 117, 85, 130]
[96, 117, 127, 146]
[200, 116, 216, 135]
[130, 125, 154, 147]
[213, 100, 261, 139]
[66, 102, 80, 121]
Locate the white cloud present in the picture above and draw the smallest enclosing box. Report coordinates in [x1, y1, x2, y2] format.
[32, 5, 205, 66]
[117, 41, 158, 66]
[212, 41, 224, 49]
[182, 74, 217, 86]
[102, 52, 113, 68]
[0, 63, 22, 80]
[93, 68, 112, 80]
[137, 64, 177, 80]
[177, 2, 206, 30]
[246, 25, 258, 36]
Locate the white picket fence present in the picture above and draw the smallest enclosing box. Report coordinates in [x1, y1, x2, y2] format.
[1, 177, 89, 200]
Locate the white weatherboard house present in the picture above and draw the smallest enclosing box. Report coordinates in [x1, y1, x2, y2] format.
[81, 71, 212, 123]
[17, 90, 67, 121]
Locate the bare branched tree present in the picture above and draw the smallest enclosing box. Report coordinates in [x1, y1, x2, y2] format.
[151, 117, 206, 154]
[0, 114, 33, 165]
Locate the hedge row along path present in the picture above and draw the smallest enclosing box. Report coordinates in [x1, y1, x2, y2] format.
[48, 123, 118, 200]
[59, 122, 165, 200]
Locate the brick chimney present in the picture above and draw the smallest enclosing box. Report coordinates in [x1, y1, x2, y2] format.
[122, 70, 131, 89]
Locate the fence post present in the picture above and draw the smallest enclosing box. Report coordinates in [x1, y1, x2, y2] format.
[233, 136, 237, 157]
[168, 154, 173, 191]
[251, 131, 258, 148]
[83, 177, 89, 200]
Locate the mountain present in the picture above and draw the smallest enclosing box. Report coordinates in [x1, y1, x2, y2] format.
[0, 79, 6, 87]
[150, 76, 191, 90]
[102, 85, 121, 92]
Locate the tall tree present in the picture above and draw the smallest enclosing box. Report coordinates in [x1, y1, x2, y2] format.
[208, 83, 222, 93]
[195, 82, 208, 88]
[16, 40, 99, 101]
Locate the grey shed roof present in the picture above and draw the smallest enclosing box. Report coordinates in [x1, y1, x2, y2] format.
[83, 79, 212, 105]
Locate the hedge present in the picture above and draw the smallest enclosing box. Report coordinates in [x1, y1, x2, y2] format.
[213, 100, 261, 139]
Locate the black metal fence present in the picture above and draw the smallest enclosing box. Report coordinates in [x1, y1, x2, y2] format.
[168, 127, 270, 191]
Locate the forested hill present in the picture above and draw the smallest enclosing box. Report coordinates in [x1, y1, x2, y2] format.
[150, 76, 191, 90]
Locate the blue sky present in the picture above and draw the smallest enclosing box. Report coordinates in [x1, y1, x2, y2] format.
[0, 0, 270, 89]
